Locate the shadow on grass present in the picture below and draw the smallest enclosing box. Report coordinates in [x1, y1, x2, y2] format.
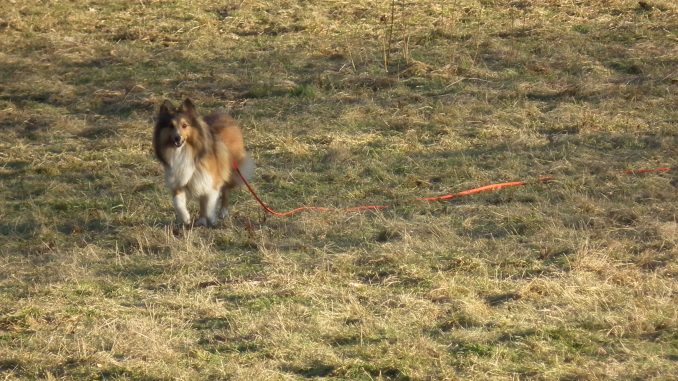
[0, 222, 38, 238]
[44, 360, 166, 381]
[91, 97, 156, 118]
[281, 362, 337, 378]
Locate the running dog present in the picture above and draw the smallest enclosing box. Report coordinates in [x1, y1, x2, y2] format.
[153, 99, 254, 226]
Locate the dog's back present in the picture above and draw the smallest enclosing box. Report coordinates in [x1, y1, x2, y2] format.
[204, 112, 254, 186]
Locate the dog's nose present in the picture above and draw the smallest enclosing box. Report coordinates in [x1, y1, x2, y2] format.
[173, 135, 182, 144]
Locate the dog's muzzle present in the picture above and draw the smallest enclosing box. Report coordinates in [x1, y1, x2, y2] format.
[173, 136, 184, 147]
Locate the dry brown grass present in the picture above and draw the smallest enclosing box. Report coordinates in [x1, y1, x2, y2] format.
[1, 0, 677, 380]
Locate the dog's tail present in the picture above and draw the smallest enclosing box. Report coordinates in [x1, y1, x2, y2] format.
[233, 152, 255, 187]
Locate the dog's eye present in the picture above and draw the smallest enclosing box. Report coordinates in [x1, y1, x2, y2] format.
[181, 122, 188, 129]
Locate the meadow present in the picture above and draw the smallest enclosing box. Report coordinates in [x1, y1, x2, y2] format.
[0, 0, 676, 379]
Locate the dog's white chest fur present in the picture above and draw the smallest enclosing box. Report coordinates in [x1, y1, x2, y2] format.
[164, 146, 214, 195]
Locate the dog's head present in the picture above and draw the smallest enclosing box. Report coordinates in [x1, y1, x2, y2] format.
[153, 98, 211, 166]
[155, 98, 202, 149]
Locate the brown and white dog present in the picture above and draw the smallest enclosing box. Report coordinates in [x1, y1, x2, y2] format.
[153, 99, 254, 226]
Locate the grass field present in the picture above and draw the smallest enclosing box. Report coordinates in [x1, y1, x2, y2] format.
[1, 0, 677, 379]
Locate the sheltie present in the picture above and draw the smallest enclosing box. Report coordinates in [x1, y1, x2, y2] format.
[153, 98, 254, 227]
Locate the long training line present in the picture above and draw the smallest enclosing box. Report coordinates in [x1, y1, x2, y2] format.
[232, 161, 671, 217]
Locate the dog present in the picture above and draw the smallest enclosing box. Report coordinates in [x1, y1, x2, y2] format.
[153, 98, 254, 227]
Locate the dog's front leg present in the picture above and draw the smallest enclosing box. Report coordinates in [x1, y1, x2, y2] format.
[173, 189, 191, 226]
[197, 191, 219, 227]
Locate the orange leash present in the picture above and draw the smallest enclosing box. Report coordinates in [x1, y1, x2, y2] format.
[233, 160, 387, 217]
[416, 177, 555, 202]
[624, 167, 671, 175]
[232, 161, 671, 217]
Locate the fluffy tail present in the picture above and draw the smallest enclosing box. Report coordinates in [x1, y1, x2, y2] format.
[233, 152, 255, 187]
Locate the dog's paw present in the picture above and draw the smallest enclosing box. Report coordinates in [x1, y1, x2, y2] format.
[176, 217, 191, 227]
[219, 208, 229, 219]
[196, 216, 218, 227]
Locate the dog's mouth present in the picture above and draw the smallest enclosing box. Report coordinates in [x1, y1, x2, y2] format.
[172, 137, 185, 148]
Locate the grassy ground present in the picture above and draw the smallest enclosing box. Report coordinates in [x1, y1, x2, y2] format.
[1, 0, 677, 379]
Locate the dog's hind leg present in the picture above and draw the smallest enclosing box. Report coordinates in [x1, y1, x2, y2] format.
[197, 191, 220, 227]
[219, 187, 230, 219]
[173, 189, 191, 226]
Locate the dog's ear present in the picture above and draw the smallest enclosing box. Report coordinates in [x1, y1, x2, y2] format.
[180, 98, 197, 116]
[159, 100, 175, 117]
